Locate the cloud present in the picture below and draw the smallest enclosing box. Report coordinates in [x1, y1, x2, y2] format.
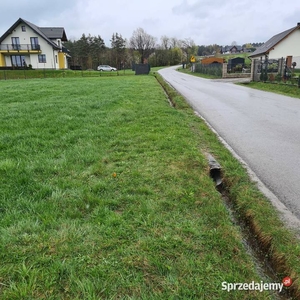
[0, 0, 299, 46]
[283, 9, 300, 27]
[1, 0, 71, 25]
[172, 0, 225, 18]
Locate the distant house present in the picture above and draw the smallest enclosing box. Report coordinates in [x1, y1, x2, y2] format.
[0, 18, 69, 69]
[249, 22, 300, 60]
[230, 45, 243, 53]
[220, 45, 243, 54]
[220, 46, 230, 54]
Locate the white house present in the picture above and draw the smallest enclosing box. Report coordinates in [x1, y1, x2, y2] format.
[0, 18, 69, 69]
[249, 22, 300, 66]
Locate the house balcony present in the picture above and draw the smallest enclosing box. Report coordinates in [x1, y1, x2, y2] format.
[0, 44, 41, 53]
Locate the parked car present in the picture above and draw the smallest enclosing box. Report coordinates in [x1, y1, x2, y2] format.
[97, 65, 117, 71]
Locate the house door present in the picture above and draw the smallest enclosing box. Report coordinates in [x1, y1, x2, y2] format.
[11, 37, 20, 50]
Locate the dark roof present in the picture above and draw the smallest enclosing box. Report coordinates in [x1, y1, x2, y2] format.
[249, 24, 300, 58]
[0, 18, 67, 47]
[40, 28, 67, 41]
[221, 46, 230, 52]
[221, 45, 243, 52]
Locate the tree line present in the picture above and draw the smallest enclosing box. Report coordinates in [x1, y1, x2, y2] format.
[63, 28, 198, 70]
[63, 28, 262, 70]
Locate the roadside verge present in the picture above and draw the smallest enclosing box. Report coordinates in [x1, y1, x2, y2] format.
[155, 72, 300, 299]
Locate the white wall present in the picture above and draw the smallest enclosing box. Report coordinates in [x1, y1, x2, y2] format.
[269, 29, 300, 59]
[292, 56, 300, 68]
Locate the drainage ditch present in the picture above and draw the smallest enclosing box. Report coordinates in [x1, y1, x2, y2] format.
[208, 154, 294, 300]
[155, 73, 298, 299]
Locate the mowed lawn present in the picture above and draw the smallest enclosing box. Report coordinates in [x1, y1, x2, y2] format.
[0, 76, 271, 299]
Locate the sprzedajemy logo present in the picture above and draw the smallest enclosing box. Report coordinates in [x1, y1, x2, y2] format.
[222, 277, 292, 293]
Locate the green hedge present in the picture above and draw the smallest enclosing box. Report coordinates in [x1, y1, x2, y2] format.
[194, 63, 222, 77]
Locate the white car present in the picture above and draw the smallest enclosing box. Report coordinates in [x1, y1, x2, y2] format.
[97, 65, 117, 71]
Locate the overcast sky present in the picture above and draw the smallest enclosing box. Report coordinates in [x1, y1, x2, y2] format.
[1, 0, 300, 46]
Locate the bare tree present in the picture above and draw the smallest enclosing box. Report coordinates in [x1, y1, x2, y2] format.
[160, 35, 170, 50]
[180, 38, 197, 62]
[170, 37, 180, 48]
[130, 28, 156, 63]
[181, 37, 196, 50]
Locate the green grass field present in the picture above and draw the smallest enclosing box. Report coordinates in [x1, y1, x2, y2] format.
[240, 81, 300, 99]
[0, 67, 163, 81]
[0, 75, 299, 299]
[0, 68, 134, 80]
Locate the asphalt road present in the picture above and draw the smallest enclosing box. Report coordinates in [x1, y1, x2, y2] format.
[158, 66, 300, 228]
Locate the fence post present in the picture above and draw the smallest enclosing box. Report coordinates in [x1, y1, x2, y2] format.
[278, 58, 284, 77]
[222, 63, 228, 78]
[250, 59, 254, 81]
[253, 59, 260, 82]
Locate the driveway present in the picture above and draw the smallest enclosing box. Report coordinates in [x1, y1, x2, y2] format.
[158, 66, 300, 230]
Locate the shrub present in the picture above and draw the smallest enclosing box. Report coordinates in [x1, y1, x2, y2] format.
[268, 74, 275, 82]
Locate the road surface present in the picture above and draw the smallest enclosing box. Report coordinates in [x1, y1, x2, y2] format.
[158, 66, 300, 229]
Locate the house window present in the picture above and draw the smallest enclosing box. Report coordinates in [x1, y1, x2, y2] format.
[11, 37, 20, 50]
[21, 26, 26, 32]
[11, 55, 25, 67]
[30, 37, 40, 50]
[38, 54, 46, 63]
